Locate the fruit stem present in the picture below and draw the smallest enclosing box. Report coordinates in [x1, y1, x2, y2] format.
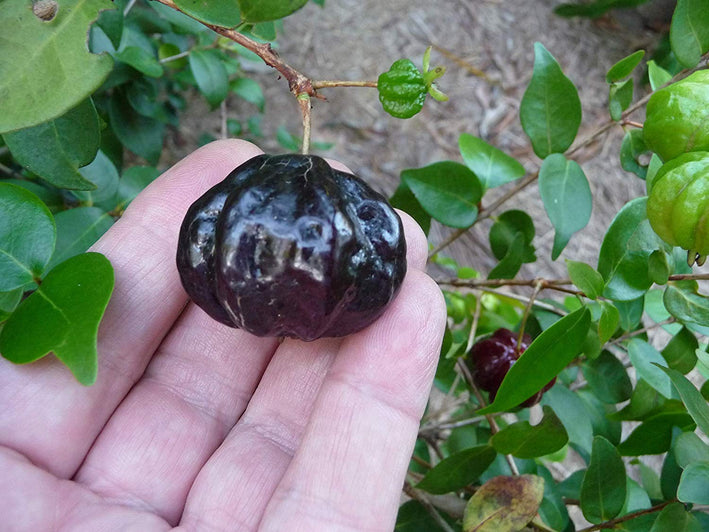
[517, 280, 543, 356]
[312, 80, 378, 89]
[297, 93, 312, 155]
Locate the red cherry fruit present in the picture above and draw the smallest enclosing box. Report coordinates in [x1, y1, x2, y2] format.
[468, 328, 556, 408]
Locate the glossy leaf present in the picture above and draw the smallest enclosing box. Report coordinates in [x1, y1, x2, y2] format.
[402, 162, 482, 228]
[650, 502, 701, 532]
[618, 412, 695, 455]
[0, 289, 23, 323]
[491, 406, 568, 458]
[670, 0, 709, 68]
[609, 79, 634, 121]
[0, 184, 56, 291]
[583, 351, 632, 404]
[657, 365, 709, 437]
[389, 181, 431, 235]
[2, 99, 99, 190]
[662, 327, 698, 374]
[488, 233, 526, 280]
[606, 50, 645, 82]
[567, 260, 603, 300]
[189, 49, 229, 109]
[49, 207, 114, 269]
[174, 0, 241, 27]
[112, 166, 160, 211]
[416, 445, 496, 494]
[677, 463, 709, 504]
[615, 297, 644, 331]
[108, 88, 165, 165]
[479, 308, 590, 414]
[0, 0, 114, 133]
[664, 283, 709, 327]
[580, 436, 626, 524]
[648, 60, 672, 91]
[72, 151, 120, 206]
[113, 46, 163, 77]
[598, 301, 620, 343]
[541, 385, 594, 454]
[489, 210, 535, 262]
[463, 475, 544, 532]
[538, 154, 592, 259]
[627, 339, 673, 398]
[238, 0, 309, 22]
[648, 249, 670, 285]
[674, 432, 709, 468]
[458, 133, 525, 190]
[0, 252, 114, 385]
[520, 43, 582, 159]
[395, 500, 457, 531]
[598, 197, 660, 301]
[611, 379, 666, 422]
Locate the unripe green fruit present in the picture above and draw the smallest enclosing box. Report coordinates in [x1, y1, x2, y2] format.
[647, 152, 709, 264]
[377, 59, 426, 119]
[643, 71, 709, 162]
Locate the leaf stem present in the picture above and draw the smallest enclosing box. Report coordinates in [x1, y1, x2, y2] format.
[576, 500, 675, 532]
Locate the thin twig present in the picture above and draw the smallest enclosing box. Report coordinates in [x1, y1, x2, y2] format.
[576, 500, 674, 532]
[159, 50, 190, 64]
[517, 280, 543, 354]
[403, 483, 457, 532]
[312, 80, 377, 89]
[297, 94, 312, 154]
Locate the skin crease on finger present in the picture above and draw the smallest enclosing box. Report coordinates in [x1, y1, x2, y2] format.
[0, 139, 445, 532]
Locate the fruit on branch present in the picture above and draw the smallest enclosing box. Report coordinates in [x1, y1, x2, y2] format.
[467, 328, 555, 407]
[647, 151, 709, 266]
[176, 154, 407, 341]
[643, 70, 709, 162]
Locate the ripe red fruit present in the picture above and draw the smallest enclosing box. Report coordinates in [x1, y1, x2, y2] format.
[468, 328, 555, 408]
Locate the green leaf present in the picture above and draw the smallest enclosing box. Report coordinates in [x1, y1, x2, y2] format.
[674, 432, 709, 468]
[112, 166, 160, 211]
[617, 412, 695, 455]
[377, 59, 427, 119]
[489, 210, 536, 262]
[520, 43, 582, 159]
[541, 385, 594, 455]
[458, 133, 525, 190]
[662, 327, 698, 374]
[648, 60, 673, 91]
[174, 0, 242, 27]
[463, 475, 545, 532]
[0, 0, 115, 133]
[609, 79, 634, 121]
[650, 502, 701, 532]
[71, 151, 120, 206]
[395, 500, 457, 531]
[0, 252, 114, 385]
[555, 0, 650, 19]
[113, 46, 163, 77]
[416, 445, 496, 495]
[619, 129, 650, 179]
[598, 197, 660, 301]
[664, 283, 709, 327]
[2, 98, 99, 190]
[567, 260, 603, 300]
[389, 181, 431, 235]
[238, 0, 309, 22]
[628, 339, 673, 398]
[648, 249, 670, 285]
[657, 365, 709, 437]
[402, 162, 482, 228]
[479, 308, 590, 413]
[580, 436, 626, 524]
[606, 50, 645, 82]
[49, 207, 114, 270]
[598, 301, 620, 343]
[149, 1, 208, 33]
[611, 379, 666, 422]
[108, 88, 164, 165]
[615, 297, 644, 331]
[491, 406, 568, 458]
[231, 77, 265, 111]
[488, 233, 526, 280]
[583, 351, 632, 404]
[677, 462, 709, 504]
[0, 288, 23, 323]
[0, 184, 56, 291]
[538, 154, 592, 259]
[189, 49, 229, 109]
[670, 0, 709, 68]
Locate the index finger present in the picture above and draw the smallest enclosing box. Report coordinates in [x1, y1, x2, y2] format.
[0, 139, 264, 478]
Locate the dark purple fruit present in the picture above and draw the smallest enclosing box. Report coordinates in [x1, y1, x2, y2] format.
[176, 153, 407, 341]
[468, 328, 555, 407]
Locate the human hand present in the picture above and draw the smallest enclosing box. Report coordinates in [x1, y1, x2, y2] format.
[0, 140, 446, 531]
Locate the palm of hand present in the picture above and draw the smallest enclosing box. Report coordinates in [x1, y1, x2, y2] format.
[0, 140, 445, 531]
